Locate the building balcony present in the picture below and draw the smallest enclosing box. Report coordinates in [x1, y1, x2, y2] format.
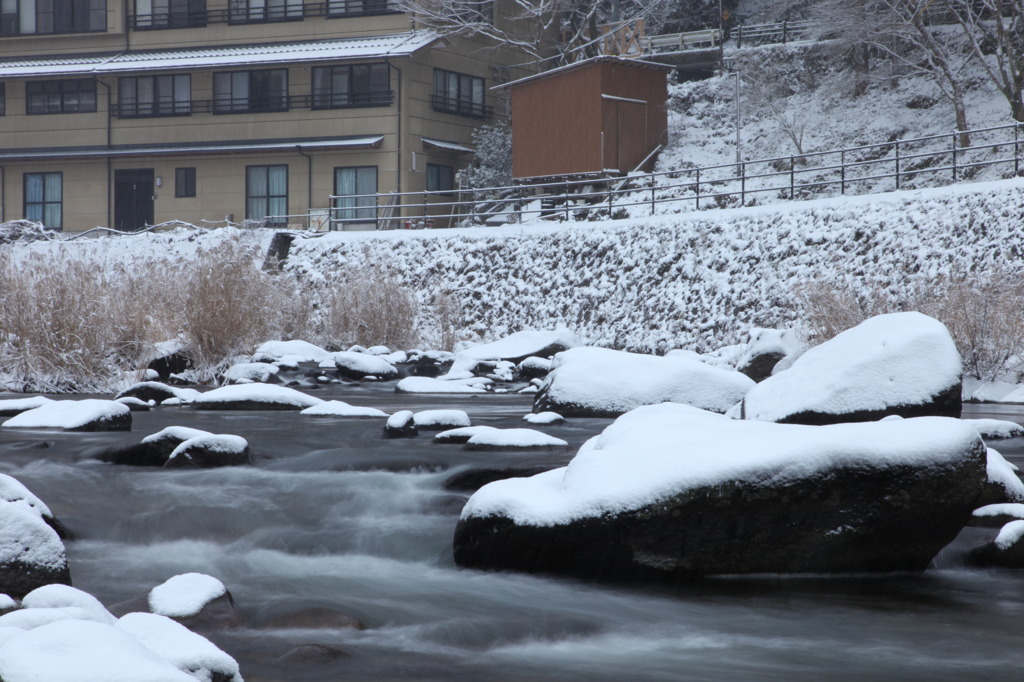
[110, 89, 394, 117]
[129, 0, 401, 31]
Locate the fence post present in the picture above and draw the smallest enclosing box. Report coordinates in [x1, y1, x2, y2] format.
[1017, 124, 1021, 176]
[952, 132, 957, 183]
[695, 167, 700, 210]
[736, 26, 742, 49]
[895, 139, 900, 191]
[650, 177, 656, 216]
[608, 179, 613, 216]
[790, 155, 795, 199]
[741, 163, 746, 204]
[841, 149, 846, 194]
[783, 21, 788, 43]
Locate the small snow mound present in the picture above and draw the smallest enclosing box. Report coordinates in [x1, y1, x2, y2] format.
[167, 435, 249, 462]
[193, 383, 324, 409]
[148, 573, 227, 619]
[524, 411, 565, 425]
[994, 520, 1024, 550]
[2, 399, 130, 431]
[396, 377, 487, 393]
[987, 448, 1024, 502]
[20, 585, 115, 625]
[466, 428, 569, 450]
[222, 362, 280, 384]
[140, 426, 214, 445]
[965, 418, 1024, 440]
[433, 426, 499, 444]
[254, 339, 332, 364]
[414, 409, 471, 429]
[300, 400, 388, 417]
[118, 612, 242, 682]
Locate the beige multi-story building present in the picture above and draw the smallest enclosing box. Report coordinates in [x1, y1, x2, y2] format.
[0, 1, 540, 231]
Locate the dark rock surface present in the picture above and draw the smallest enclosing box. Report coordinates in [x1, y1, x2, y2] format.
[454, 439, 987, 581]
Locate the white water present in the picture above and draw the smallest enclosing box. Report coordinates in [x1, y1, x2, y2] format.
[2, 390, 1023, 681]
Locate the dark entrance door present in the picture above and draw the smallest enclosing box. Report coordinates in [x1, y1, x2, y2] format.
[114, 169, 155, 231]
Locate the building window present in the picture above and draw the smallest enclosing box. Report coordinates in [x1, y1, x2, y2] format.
[134, 0, 207, 29]
[247, 165, 287, 225]
[228, 0, 302, 23]
[432, 69, 487, 118]
[426, 164, 455, 194]
[1, 0, 105, 35]
[454, 0, 491, 23]
[214, 69, 288, 113]
[24, 172, 62, 228]
[175, 167, 196, 198]
[334, 166, 377, 223]
[312, 63, 390, 109]
[327, 0, 392, 17]
[26, 79, 97, 115]
[118, 75, 191, 118]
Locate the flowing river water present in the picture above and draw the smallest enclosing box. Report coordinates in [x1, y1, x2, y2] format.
[1, 387, 1023, 682]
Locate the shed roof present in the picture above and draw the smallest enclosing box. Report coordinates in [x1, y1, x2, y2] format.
[494, 55, 673, 91]
[0, 32, 441, 78]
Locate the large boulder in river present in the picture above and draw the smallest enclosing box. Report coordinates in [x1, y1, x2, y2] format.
[739, 312, 962, 425]
[1, 399, 131, 432]
[457, 329, 582, 366]
[192, 384, 324, 410]
[534, 347, 754, 417]
[0, 500, 71, 598]
[454, 404, 986, 581]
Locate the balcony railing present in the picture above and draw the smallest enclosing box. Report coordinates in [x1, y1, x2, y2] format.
[129, 1, 401, 30]
[111, 90, 394, 118]
[430, 94, 492, 119]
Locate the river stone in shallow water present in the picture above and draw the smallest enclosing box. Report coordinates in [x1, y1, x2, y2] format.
[454, 405, 986, 581]
[739, 312, 962, 425]
[0, 503, 71, 598]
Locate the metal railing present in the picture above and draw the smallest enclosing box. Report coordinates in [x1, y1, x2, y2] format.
[111, 90, 394, 117]
[641, 28, 721, 54]
[320, 122, 1024, 230]
[128, 0, 401, 30]
[733, 20, 817, 48]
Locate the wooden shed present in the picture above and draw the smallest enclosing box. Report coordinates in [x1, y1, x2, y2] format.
[504, 56, 672, 181]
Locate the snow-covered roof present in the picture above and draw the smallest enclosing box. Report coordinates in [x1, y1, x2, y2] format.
[421, 137, 474, 153]
[494, 55, 673, 91]
[0, 32, 442, 78]
[0, 136, 384, 162]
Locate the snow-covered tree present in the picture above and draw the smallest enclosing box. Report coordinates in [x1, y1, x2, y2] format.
[457, 119, 513, 191]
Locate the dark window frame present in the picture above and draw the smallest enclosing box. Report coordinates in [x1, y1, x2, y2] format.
[228, 0, 303, 24]
[24, 172, 63, 229]
[432, 68, 487, 119]
[26, 79, 97, 115]
[333, 165, 378, 223]
[326, 0, 392, 18]
[246, 164, 288, 226]
[213, 69, 289, 114]
[311, 63, 391, 110]
[1, 0, 106, 36]
[426, 163, 455, 195]
[0, 83, 5, 116]
[118, 74, 192, 118]
[133, 0, 208, 29]
[175, 167, 197, 198]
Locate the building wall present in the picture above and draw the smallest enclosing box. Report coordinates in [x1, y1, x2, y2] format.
[0, 0, 542, 231]
[510, 58, 669, 180]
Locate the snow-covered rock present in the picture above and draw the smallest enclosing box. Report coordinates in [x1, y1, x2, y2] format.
[117, 612, 242, 682]
[114, 396, 151, 412]
[0, 397, 53, 418]
[518, 356, 553, 380]
[523, 411, 565, 425]
[0, 619, 197, 682]
[300, 400, 388, 417]
[148, 573, 227, 620]
[455, 404, 986, 580]
[979, 447, 1024, 506]
[319, 351, 399, 380]
[457, 329, 581, 364]
[100, 426, 214, 467]
[383, 410, 417, 439]
[971, 503, 1024, 528]
[964, 418, 1024, 441]
[413, 409, 471, 431]
[465, 428, 569, 451]
[433, 426, 499, 445]
[395, 377, 488, 394]
[253, 339, 332, 364]
[967, 520, 1024, 568]
[115, 381, 201, 405]
[2, 399, 131, 432]
[164, 435, 251, 469]
[192, 383, 324, 410]
[734, 328, 806, 382]
[740, 312, 962, 425]
[0, 502, 70, 598]
[534, 347, 754, 417]
[222, 361, 280, 384]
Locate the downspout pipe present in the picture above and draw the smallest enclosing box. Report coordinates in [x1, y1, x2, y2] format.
[295, 145, 312, 227]
[388, 60, 402, 209]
